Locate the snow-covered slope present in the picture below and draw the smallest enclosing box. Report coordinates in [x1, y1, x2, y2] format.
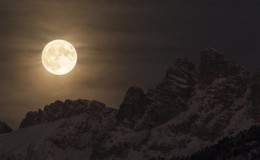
[0, 102, 117, 160]
[0, 48, 259, 160]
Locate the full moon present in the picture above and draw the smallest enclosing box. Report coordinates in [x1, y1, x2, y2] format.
[42, 40, 77, 75]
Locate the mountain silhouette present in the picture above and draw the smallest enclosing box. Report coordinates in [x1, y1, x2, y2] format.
[0, 48, 259, 160]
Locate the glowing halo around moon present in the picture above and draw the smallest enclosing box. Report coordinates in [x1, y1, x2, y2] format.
[42, 40, 77, 75]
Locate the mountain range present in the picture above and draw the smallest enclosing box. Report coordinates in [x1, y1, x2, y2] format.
[0, 48, 259, 160]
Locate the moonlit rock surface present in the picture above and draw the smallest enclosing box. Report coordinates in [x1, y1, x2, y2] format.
[0, 48, 259, 160]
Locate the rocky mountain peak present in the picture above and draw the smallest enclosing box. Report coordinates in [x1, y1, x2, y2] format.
[117, 87, 145, 122]
[0, 121, 12, 134]
[199, 48, 248, 84]
[132, 59, 197, 129]
[156, 58, 196, 98]
[199, 48, 228, 83]
[120, 87, 144, 105]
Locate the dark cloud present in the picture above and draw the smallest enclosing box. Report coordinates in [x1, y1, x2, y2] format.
[0, 0, 259, 128]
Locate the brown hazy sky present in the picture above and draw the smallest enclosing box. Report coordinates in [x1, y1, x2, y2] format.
[0, 0, 259, 128]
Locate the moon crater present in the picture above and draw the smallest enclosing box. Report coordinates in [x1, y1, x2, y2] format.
[42, 40, 77, 75]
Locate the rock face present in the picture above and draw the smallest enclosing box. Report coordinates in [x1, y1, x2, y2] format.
[0, 121, 12, 134]
[1, 48, 260, 160]
[117, 87, 145, 122]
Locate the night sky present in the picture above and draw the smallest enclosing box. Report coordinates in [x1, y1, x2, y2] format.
[0, 0, 259, 128]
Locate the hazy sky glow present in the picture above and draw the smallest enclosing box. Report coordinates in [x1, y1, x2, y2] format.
[0, 0, 259, 128]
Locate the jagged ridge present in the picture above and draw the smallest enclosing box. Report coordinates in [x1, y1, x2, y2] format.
[19, 99, 108, 128]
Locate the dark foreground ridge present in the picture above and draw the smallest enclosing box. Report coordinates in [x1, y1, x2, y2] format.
[0, 122, 12, 134]
[0, 48, 260, 160]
